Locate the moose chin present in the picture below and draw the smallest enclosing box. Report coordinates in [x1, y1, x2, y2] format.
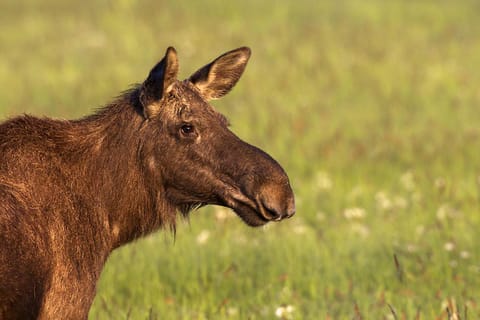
[0, 46, 295, 319]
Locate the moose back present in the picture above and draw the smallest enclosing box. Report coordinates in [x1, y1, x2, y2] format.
[0, 47, 295, 319]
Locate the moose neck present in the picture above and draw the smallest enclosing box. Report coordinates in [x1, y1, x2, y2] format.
[72, 89, 176, 251]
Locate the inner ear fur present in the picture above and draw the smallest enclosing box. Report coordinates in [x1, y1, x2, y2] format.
[188, 47, 251, 101]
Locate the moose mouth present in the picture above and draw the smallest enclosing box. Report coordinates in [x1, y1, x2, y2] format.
[221, 188, 285, 227]
[170, 182, 286, 226]
[230, 202, 270, 227]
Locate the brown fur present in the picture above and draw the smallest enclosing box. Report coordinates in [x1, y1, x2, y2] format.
[0, 47, 295, 319]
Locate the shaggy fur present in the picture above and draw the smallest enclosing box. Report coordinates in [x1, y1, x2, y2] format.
[0, 47, 295, 319]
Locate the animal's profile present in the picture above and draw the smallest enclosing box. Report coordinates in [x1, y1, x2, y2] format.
[0, 47, 295, 319]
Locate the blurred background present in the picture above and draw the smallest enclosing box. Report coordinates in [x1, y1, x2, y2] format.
[2, 0, 480, 318]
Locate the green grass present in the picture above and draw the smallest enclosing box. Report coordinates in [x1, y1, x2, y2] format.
[2, 0, 480, 318]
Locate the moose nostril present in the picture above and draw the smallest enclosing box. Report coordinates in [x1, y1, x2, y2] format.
[257, 181, 295, 221]
[269, 207, 283, 221]
[260, 196, 295, 221]
[258, 199, 282, 221]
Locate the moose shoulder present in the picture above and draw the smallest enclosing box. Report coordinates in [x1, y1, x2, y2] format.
[0, 47, 295, 319]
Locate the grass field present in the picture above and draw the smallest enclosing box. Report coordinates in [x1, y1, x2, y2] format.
[2, 0, 480, 318]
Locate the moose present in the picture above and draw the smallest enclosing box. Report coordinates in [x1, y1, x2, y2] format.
[0, 47, 295, 319]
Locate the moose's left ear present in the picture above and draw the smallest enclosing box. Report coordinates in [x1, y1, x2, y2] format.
[140, 47, 179, 118]
[188, 47, 251, 101]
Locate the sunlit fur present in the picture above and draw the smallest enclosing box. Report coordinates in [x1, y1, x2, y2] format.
[0, 47, 294, 319]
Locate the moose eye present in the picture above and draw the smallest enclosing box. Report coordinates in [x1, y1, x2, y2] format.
[180, 124, 195, 135]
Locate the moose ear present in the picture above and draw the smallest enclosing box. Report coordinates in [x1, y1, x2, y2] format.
[140, 47, 179, 118]
[188, 47, 251, 101]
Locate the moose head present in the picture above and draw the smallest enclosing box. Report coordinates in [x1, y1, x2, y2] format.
[138, 47, 295, 226]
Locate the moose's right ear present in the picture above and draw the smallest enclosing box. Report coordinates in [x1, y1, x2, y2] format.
[140, 47, 179, 118]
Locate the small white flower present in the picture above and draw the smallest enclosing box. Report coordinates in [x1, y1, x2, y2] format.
[275, 307, 283, 318]
[215, 207, 230, 222]
[436, 203, 460, 220]
[226, 307, 238, 316]
[460, 251, 470, 259]
[375, 191, 392, 211]
[436, 204, 449, 220]
[444, 242, 455, 252]
[196, 230, 210, 245]
[275, 305, 294, 318]
[343, 207, 366, 220]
